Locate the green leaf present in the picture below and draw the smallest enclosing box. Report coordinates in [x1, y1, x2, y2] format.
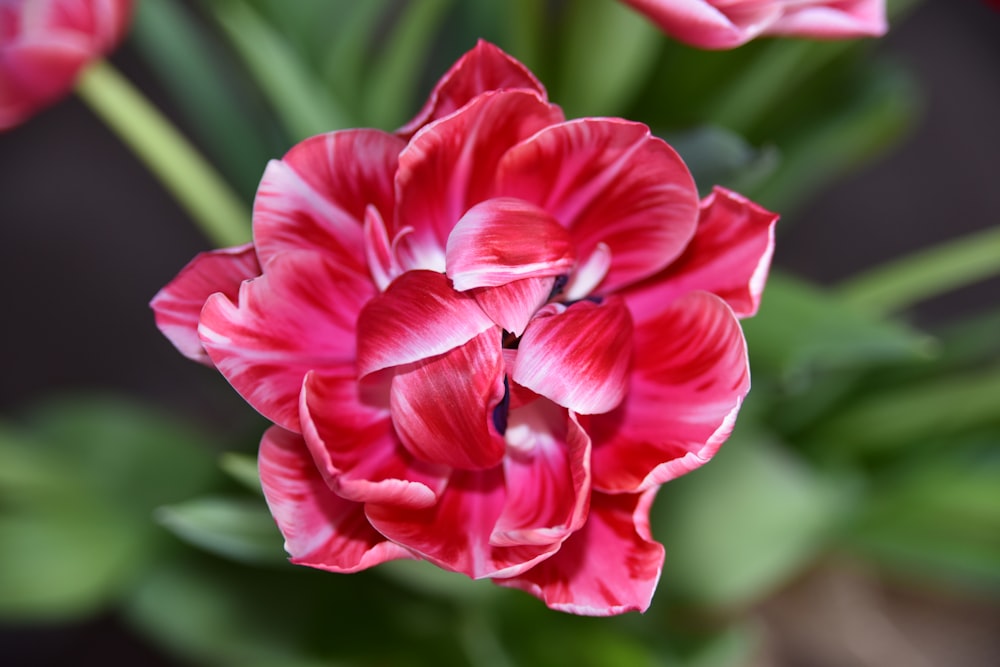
[219, 451, 262, 494]
[555, 0, 662, 117]
[653, 431, 856, 608]
[663, 125, 779, 197]
[131, 0, 281, 199]
[207, 0, 352, 140]
[742, 272, 933, 386]
[156, 496, 285, 565]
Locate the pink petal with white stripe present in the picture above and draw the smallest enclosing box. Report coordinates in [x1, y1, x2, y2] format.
[491, 404, 591, 547]
[494, 489, 663, 615]
[624, 186, 777, 321]
[394, 90, 564, 271]
[300, 370, 449, 509]
[513, 297, 634, 415]
[199, 250, 375, 431]
[471, 277, 555, 337]
[259, 426, 414, 572]
[390, 328, 507, 470]
[768, 2, 887, 39]
[445, 197, 575, 291]
[366, 468, 560, 579]
[396, 40, 547, 141]
[589, 291, 750, 493]
[495, 118, 700, 292]
[356, 270, 496, 377]
[253, 129, 403, 274]
[150, 244, 259, 365]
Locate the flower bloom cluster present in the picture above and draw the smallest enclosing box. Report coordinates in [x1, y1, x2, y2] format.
[0, 0, 131, 129]
[153, 42, 777, 615]
[622, 0, 887, 49]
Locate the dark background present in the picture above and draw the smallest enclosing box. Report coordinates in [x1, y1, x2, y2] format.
[1, 1, 998, 665]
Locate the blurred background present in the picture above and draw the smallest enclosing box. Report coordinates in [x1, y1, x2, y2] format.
[1, 1, 998, 665]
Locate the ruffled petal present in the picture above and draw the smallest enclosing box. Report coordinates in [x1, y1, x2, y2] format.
[471, 277, 555, 337]
[394, 90, 564, 272]
[300, 370, 449, 509]
[390, 328, 507, 470]
[150, 244, 260, 365]
[396, 40, 547, 140]
[621, 0, 780, 49]
[513, 297, 633, 415]
[589, 291, 750, 493]
[356, 270, 496, 377]
[258, 426, 414, 572]
[199, 250, 375, 431]
[623, 186, 777, 321]
[253, 129, 403, 273]
[767, 1, 887, 39]
[366, 468, 560, 579]
[494, 489, 663, 616]
[492, 404, 591, 547]
[496, 118, 700, 292]
[445, 197, 575, 291]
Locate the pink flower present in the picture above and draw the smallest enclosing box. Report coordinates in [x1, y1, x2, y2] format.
[621, 0, 887, 49]
[0, 0, 132, 129]
[152, 41, 777, 615]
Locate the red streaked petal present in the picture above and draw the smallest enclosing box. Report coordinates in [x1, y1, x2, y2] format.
[356, 270, 496, 377]
[258, 426, 414, 572]
[445, 197, 575, 291]
[491, 405, 591, 547]
[472, 277, 554, 337]
[513, 297, 633, 415]
[300, 370, 449, 509]
[150, 244, 260, 365]
[366, 468, 560, 579]
[390, 329, 507, 470]
[394, 90, 564, 270]
[253, 129, 403, 272]
[199, 250, 375, 431]
[624, 186, 777, 321]
[396, 40, 547, 141]
[590, 291, 750, 493]
[496, 118, 700, 292]
[494, 489, 663, 616]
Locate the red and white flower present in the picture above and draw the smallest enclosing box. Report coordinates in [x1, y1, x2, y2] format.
[621, 0, 887, 49]
[152, 41, 777, 615]
[1, 0, 131, 129]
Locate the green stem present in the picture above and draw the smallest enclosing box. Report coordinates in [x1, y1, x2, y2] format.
[74, 59, 251, 248]
[838, 225, 1000, 315]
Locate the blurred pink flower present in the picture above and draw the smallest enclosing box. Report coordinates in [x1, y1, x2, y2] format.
[0, 0, 131, 129]
[622, 0, 887, 49]
[152, 41, 777, 615]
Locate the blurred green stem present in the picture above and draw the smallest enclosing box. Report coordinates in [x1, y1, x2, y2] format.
[838, 225, 1000, 314]
[75, 60, 250, 247]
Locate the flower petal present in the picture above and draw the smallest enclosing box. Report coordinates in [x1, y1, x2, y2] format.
[394, 90, 564, 272]
[495, 118, 700, 292]
[366, 468, 560, 579]
[199, 250, 375, 431]
[253, 129, 404, 273]
[300, 370, 449, 509]
[620, 0, 780, 49]
[356, 270, 496, 377]
[494, 489, 663, 616]
[390, 328, 507, 470]
[445, 197, 576, 291]
[491, 405, 591, 547]
[396, 40, 547, 140]
[150, 244, 260, 365]
[259, 426, 414, 572]
[623, 186, 777, 321]
[472, 277, 555, 337]
[767, 1, 887, 39]
[513, 297, 633, 415]
[589, 291, 750, 493]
